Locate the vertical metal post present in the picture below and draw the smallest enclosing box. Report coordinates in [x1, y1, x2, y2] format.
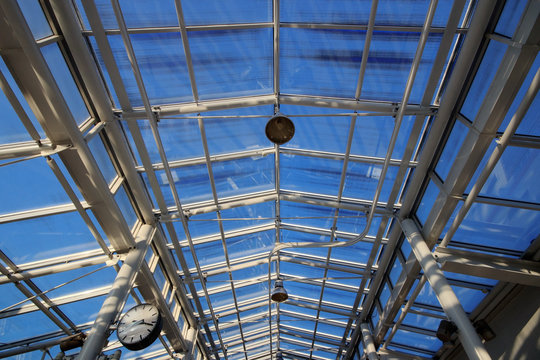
[400, 219, 491, 360]
[77, 225, 154, 360]
[183, 327, 198, 360]
[360, 323, 379, 360]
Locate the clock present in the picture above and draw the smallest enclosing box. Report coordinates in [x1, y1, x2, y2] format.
[117, 303, 163, 351]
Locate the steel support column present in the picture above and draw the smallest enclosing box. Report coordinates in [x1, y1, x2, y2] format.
[400, 219, 491, 360]
[77, 224, 154, 360]
[360, 323, 379, 360]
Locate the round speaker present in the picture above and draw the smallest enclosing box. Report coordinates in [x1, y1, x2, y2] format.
[265, 115, 295, 145]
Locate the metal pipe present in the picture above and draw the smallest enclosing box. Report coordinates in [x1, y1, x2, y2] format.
[173, 0, 199, 102]
[355, 0, 379, 99]
[77, 224, 153, 360]
[382, 275, 427, 349]
[360, 323, 379, 360]
[400, 218, 491, 360]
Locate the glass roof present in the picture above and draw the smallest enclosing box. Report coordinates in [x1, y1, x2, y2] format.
[0, 0, 538, 359]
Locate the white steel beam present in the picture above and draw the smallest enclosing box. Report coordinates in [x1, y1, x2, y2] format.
[400, 218, 491, 360]
[434, 247, 540, 287]
[77, 224, 153, 360]
[123, 94, 431, 119]
[373, 0, 502, 345]
[0, 254, 119, 285]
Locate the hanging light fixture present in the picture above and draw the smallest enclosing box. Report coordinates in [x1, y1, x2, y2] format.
[271, 279, 288, 302]
[265, 114, 295, 145]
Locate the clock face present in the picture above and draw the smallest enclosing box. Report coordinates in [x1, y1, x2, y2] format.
[117, 304, 162, 351]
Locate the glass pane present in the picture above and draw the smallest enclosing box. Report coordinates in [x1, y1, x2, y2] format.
[343, 162, 398, 203]
[281, 155, 342, 196]
[182, 0, 272, 25]
[226, 230, 275, 260]
[115, 185, 138, 228]
[402, 311, 441, 332]
[461, 40, 507, 120]
[193, 240, 225, 267]
[17, 0, 52, 39]
[130, 32, 193, 105]
[280, 0, 372, 24]
[220, 201, 275, 233]
[202, 106, 273, 155]
[0, 211, 102, 264]
[32, 264, 116, 298]
[0, 58, 44, 143]
[60, 295, 107, 326]
[87, 134, 118, 184]
[450, 203, 540, 253]
[362, 32, 442, 103]
[188, 29, 273, 100]
[499, 54, 540, 136]
[0, 310, 59, 343]
[41, 44, 90, 124]
[330, 240, 374, 265]
[351, 116, 402, 158]
[281, 105, 351, 153]
[213, 155, 275, 199]
[471, 146, 540, 203]
[322, 287, 356, 308]
[140, 117, 204, 162]
[152, 165, 213, 206]
[0, 157, 71, 214]
[435, 120, 468, 181]
[391, 328, 441, 352]
[280, 28, 364, 98]
[376, 0, 454, 27]
[119, 0, 178, 28]
[495, 0, 528, 38]
[182, 211, 220, 240]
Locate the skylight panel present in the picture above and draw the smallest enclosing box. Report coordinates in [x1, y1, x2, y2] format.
[220, 201, 275, 233]
[188, 29, 273, 100]
[498, 54, 540, 135]
[225, 230, 275, 260]
[0, 59, 44, 143]
[280, 0, 372, 24]
[342, 162, 399, 203]
[138, 117, 205, 162]
[16, 0, 52, 39]
[461, 40, 507, 120]
[41, 44, 90, 125]
[212, 155, 275, 199]
[0, 211, 104, 264]
[468, 145, 540, 203]
[181, 0, 272, 26]
[280, 155, 343, 196]
[280, 106, 352, 154]
[450, 203, 540, 253]
[280, 28, 365, 98]
[129, 32, 193, 105]
[0, 310, 60, 345]
[361, 31, 441, 103]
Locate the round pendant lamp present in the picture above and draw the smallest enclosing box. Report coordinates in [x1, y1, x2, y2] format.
[265, 115, 295, 145]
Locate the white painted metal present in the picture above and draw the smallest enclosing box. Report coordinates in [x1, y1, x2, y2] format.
[400, 218, 491, 360]
[360, 323, 379, 360]
[77, 224, 154, 360]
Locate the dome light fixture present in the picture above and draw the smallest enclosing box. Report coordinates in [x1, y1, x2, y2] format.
[271, 279, 288, 303]
[265, 114, 295, 145]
